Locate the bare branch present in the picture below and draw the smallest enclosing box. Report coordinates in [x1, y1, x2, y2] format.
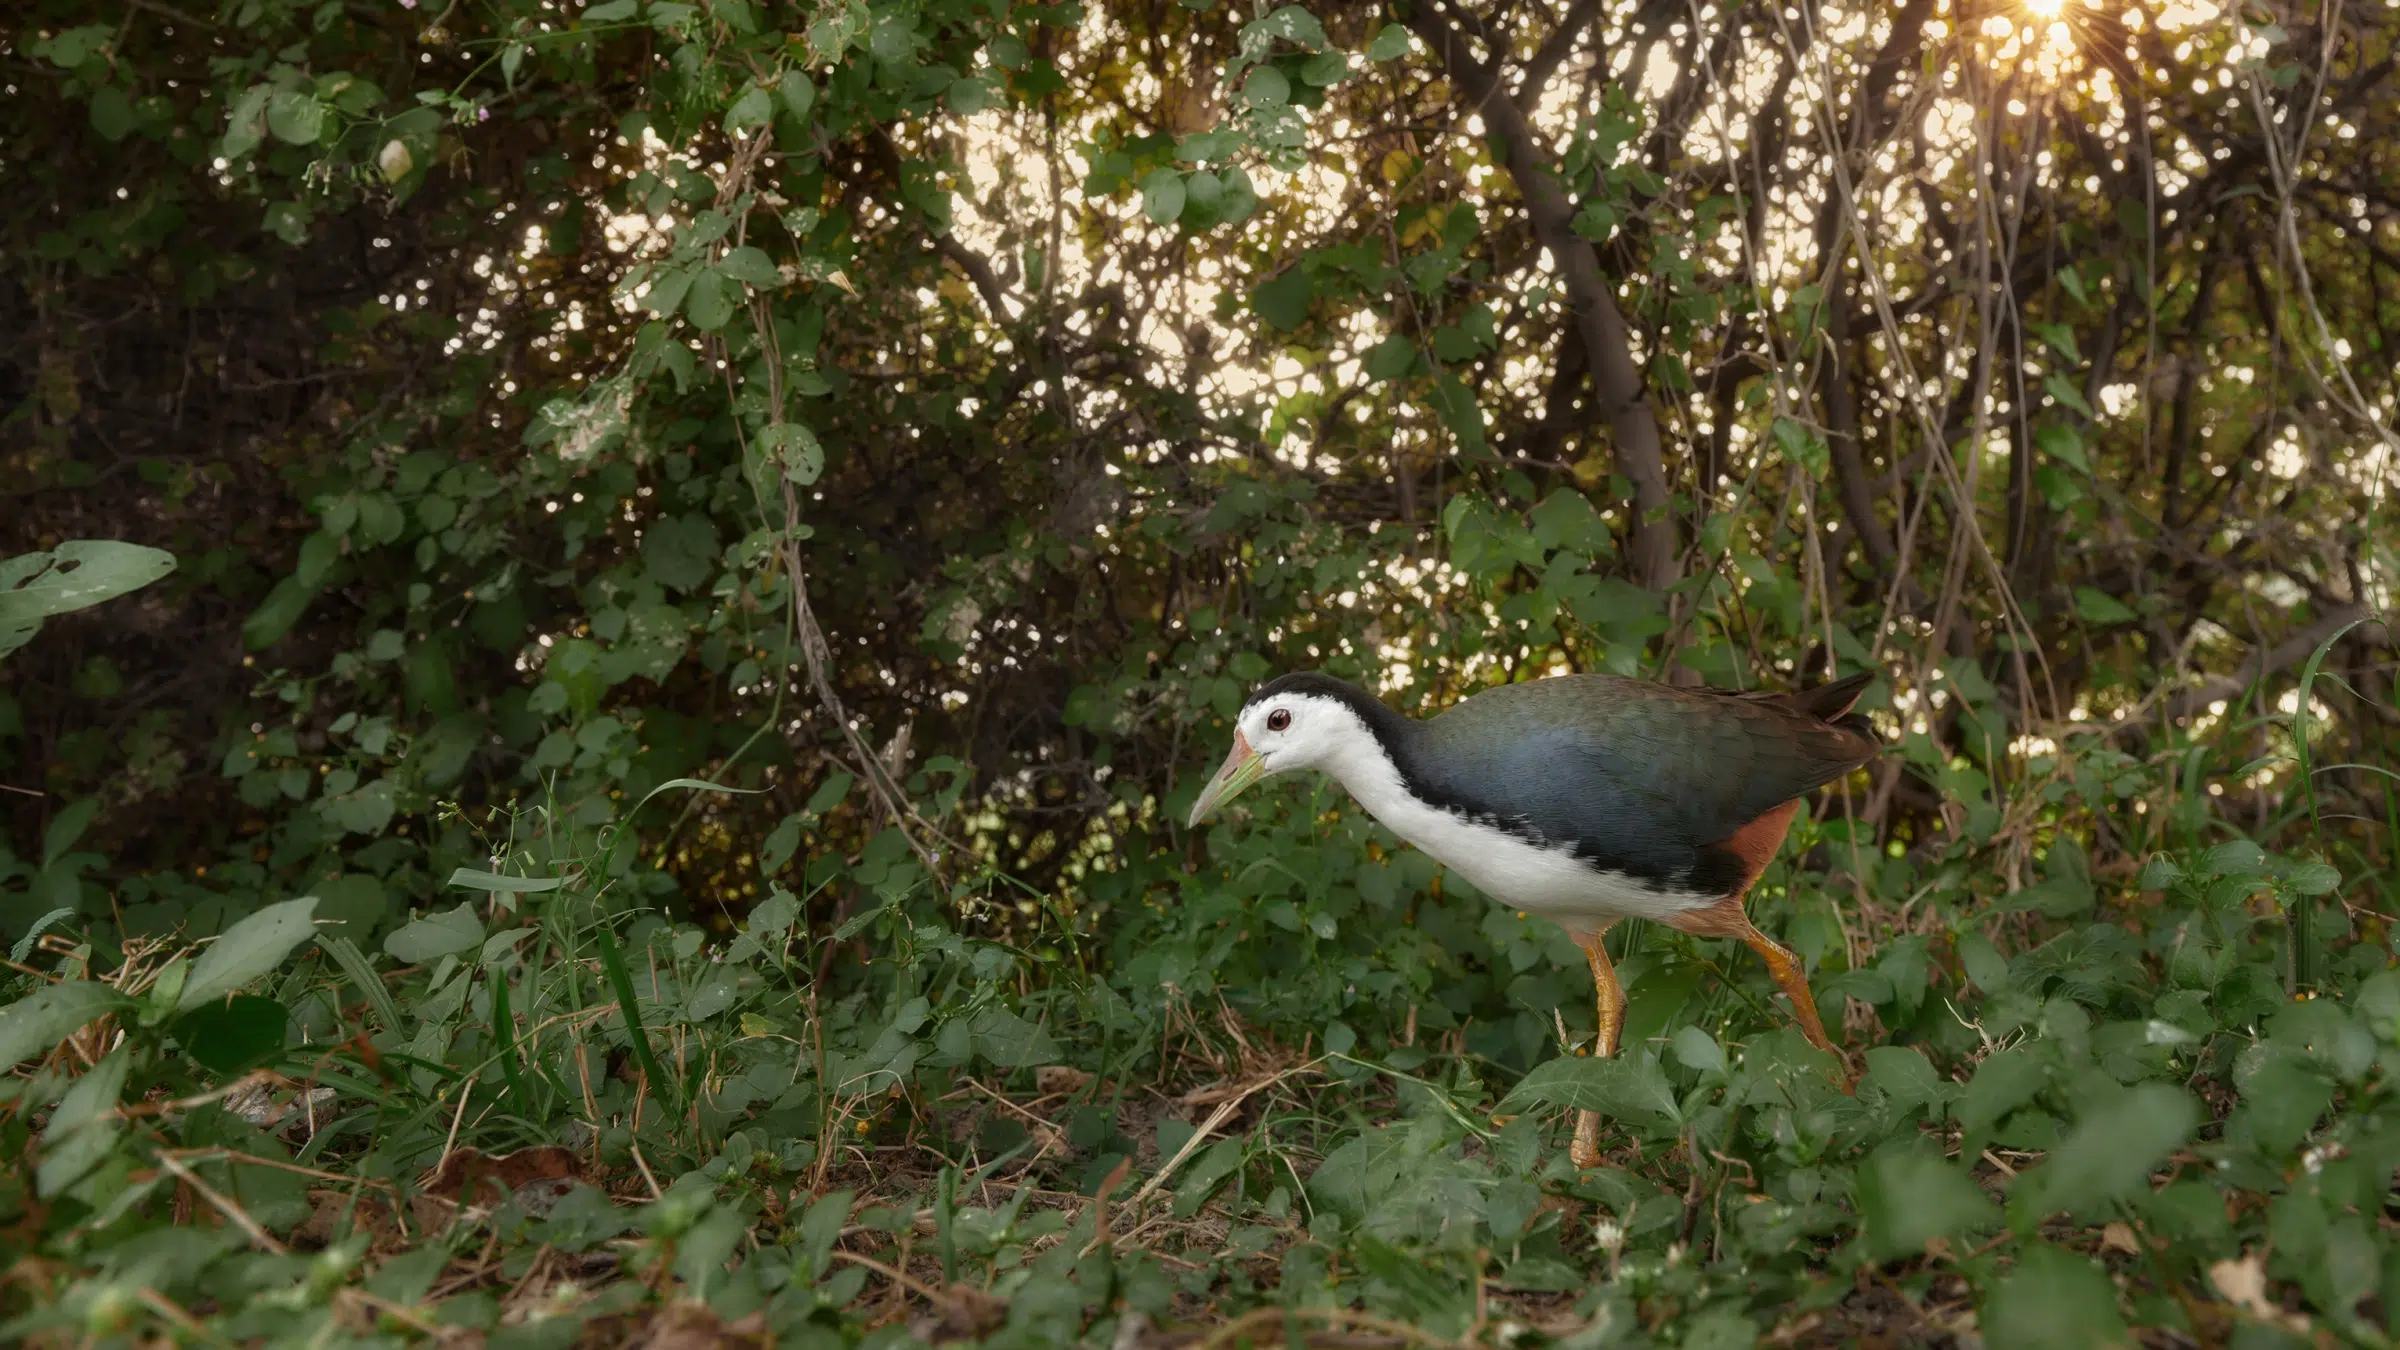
[1404, 1, 1681, 589]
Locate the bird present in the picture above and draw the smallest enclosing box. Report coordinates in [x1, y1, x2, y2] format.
[1187, 668, 1880, 1168]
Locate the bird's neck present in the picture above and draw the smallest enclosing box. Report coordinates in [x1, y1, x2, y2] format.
[1317, 718, 1426, 828]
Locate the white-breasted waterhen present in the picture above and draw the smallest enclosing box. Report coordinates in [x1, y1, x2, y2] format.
[1187, 668, 1879, 1167]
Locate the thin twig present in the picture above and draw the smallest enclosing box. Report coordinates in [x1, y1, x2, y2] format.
[155, 1153, 289, 1254]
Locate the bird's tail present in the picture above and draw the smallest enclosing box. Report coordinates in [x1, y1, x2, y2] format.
[1796, 670, 1876, 735]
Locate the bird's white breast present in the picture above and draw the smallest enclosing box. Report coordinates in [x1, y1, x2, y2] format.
[1320, 735, 1715, 927]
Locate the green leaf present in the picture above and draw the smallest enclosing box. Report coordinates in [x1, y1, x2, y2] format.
[1243, 67, 1291, 110]
[639, 266, 695, 318]
[2236, 1051, 2332, 1154]
[807, 0, 866, 60]
[1979, 1243, 2127, 1350]
[447, 868, 567, 894]
[384, 904, 486, 964]
[316, 934, 404, 1032]
[2073, 586, 2137, 625]
[1529, 490, 1608, 556]
[1300, 51, 1350, 86]
[1857, 1142, 1997, 1261]
[1427, 373, 1485, 452]
[971, 1007, 1061, 1067]
[1956, 1044, 2049, 1152]
[724, 82, 775, 135]
[319, 778, 396, 836]
[1183, 169, 1224, 220]
[2202, 839, 2266, 876]
[1366, 23, 1411, 60]
[1173, 1137, 1244, 1217]
[42, 797, 99, 868]
[1221, 166, 1261, 225]
[685, 270, 742, 331]
[2030, 321, 2082, 362]
[0, 542, 176, 628]
[1252, 266, 1312, 330]
[642, 514, 719, 592]
[0, 981, 136, 1070]
[2004, 836, 2095, 917]
[89, 85, 137, 142]
[265, 91, 328, 146]
[799, 1189, 854, 1278]
[2281, 860, 2342, 896]
[1365, 334, 1417, 382]
[1140, 168, 1187, 225]
[35, 25, 113, 68]
[806, 771, 854, 815]
[37, 1047, 132, 1198]
[1497, 1050, 1678, 1123]
[747, 887, 802, 937]
[1669, 1025, 1725, 1075]
[242, 577, 315, 651]
[1770, 417, 1829, 475]
[264, 200, 311, 245]
[582, 0, 641, 20]
[759, 423, 824, 486]
[174, 897, 320, 1015]
[868, 10, 917, 61]
[1242, 5, 1327, 51]
[175, 995, 291, 1075]
[2035, 422, 2089, 472]
[948, 74, 1000, 115]
[1862, 1045, 1943, 1112]
[779, 70, 818, 119]
[9, 909, 77, 964]
[221, 84, 272, 159]
[2043, 371, 2095, 418]
[718, 246, 780, 285]
[2009, 1082, 2197, 1224]
[1176, 129, 1241, 163]
[1571, 199, 1618, 242]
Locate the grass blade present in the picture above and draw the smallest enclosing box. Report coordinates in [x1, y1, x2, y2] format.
[591, 918, 679, 1115]
[318, 934, 405, 1033]
[489, 965, 534, 1121]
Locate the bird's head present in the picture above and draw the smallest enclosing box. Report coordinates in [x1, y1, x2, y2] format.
[1186, 674, 1384, 826]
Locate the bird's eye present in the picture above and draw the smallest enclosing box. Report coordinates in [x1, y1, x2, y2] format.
[1266, 708, 1291, 732]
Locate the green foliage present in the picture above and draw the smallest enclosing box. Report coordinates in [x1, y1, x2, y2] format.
[5, 0, 2399, 1341]
[0, 542, 175, 660]
[2, 803, 2393, 1343]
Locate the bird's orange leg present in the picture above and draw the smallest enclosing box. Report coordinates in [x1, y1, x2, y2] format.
[1565, 922, 1623, 1169]
[1662, 895, 1838, 1055]
[1663, 799, 1846, 1058]
[1735, 921, 1835, 1053]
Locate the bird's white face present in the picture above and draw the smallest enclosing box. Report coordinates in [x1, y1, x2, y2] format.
[1186, 693, 1365, 825]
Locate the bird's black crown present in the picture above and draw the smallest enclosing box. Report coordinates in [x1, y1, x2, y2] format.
[1241, 672, 1414, 748]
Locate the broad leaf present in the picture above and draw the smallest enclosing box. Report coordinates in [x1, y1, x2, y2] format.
[175, 995, 291, 1075]
[0, 542, 176, 627]
[1497, 1050, 1679, 1124]
[175, 897, 319, 1014]
[384, 904, 487, 964]
[0, 981, 135, 1070]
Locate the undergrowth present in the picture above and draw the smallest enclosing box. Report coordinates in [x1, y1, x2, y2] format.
[2, 741, 2393, 1350]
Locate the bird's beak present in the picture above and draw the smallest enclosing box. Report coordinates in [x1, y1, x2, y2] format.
[1187, 732, 1266, 827]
